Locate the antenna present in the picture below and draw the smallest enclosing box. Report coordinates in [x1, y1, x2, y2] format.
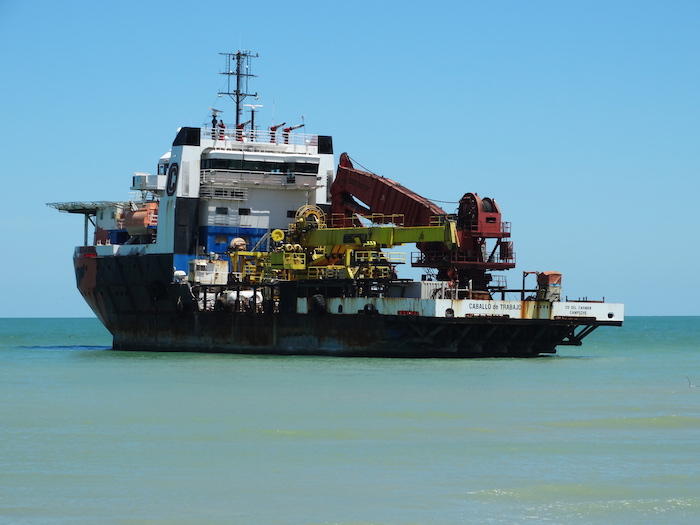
[219, 51, 258, 128]
[209, 107, 223, 130]
[243, 104, 263, 141]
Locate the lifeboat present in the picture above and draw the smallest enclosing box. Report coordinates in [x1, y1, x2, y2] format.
[122, 202, 158, 235]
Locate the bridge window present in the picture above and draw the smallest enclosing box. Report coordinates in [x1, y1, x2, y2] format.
[202, 158, 319, 174]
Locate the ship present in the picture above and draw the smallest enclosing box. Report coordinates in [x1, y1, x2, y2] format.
[48, 51, 623, 357]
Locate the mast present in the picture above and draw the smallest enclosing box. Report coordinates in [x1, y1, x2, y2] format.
[219, 51, 258, 128]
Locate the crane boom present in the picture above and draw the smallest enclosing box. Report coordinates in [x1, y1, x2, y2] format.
[329, 153, 516, 291]
[330, 153, 446, 227]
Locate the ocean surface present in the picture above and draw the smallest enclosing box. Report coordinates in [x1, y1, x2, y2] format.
[1, 317, 699, 524]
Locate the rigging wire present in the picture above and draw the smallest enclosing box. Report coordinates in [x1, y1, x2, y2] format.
[346, 156, 459, 204]
[347, 156, 378, 176]
[428, 198, 460, 204]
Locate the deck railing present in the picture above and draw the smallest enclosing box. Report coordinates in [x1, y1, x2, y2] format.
[200, 169, 317, 188]
[202, 126, 317, 149]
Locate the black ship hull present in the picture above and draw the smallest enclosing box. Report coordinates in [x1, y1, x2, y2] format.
[109, 311, 610, 357]
[75, 253, 618, 357]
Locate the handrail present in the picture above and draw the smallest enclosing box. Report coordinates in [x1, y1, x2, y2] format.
[202, 126, 317, 147]
[411, 251, 517, 266]
[354, 251, 405, 264]
[200, 169, 317, 187]
[329, 213, 450, 228]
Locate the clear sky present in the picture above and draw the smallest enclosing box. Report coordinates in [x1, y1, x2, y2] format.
[1, 0, 698, 317]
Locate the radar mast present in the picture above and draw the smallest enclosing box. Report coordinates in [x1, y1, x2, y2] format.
[219, 51, 258, 128]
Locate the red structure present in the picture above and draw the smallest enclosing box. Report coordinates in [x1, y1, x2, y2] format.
[330, 153, 515, 291]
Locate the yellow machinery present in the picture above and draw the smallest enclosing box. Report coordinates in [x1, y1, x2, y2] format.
[228, 206, 458, 283]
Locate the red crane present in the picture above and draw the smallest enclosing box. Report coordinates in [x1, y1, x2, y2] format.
[329, 153, 515, 291]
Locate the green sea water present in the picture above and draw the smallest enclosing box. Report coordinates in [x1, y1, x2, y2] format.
[1, 317, 699, 524]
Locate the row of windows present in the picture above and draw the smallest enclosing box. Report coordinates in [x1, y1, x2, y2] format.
[201, 158, 319, 174]
[214, 207, 297, 218]
[215, 207, 250, 215]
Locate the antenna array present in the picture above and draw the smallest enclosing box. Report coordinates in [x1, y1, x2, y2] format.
[219, 51, 259, 128]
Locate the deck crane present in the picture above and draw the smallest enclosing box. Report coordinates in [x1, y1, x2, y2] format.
[282, 123, 304, 144]
[329, 153, 515, 294]
[235, 120, 251, 141]
[269, 122, 286, 143]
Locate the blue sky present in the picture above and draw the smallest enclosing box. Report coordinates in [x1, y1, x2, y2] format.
[1, 0, 698, 317]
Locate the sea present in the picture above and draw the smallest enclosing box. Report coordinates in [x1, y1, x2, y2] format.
[1, 317, 699, 525]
